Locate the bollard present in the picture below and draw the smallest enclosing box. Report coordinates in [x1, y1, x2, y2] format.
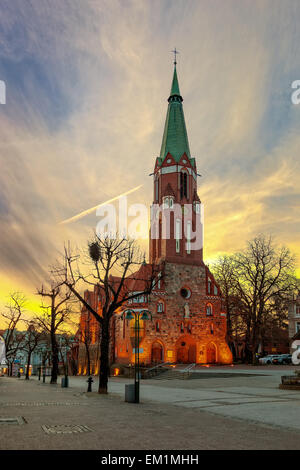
[87, 376, 93, 392]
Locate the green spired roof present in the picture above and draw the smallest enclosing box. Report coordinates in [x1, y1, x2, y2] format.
[159, 65, 191, 164]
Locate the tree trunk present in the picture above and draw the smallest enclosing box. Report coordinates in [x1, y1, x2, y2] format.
[98, 318, 109, 394]
[50, 333, 59, 384]
[25, 351, 31, 380]
[85, 343, 91, 376]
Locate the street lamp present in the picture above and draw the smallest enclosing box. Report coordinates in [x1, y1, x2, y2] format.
[123, 309, 152, 403]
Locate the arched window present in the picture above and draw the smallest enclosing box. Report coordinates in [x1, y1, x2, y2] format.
[187, 323, 192, 334]
[186, 221, 191, 254]
[163, 196, 174, 209]
[206, 304, 213, 316]
[123, 315, 126, 339]
[176, 218, 181, 253]
[180, 171, 188, 199]
[155, 321, 160, 332]
[208, 278, 212, 294]
[180, 322, 184, 333]
[157, 301, 164, 313]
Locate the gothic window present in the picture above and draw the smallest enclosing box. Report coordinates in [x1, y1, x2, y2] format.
[193, 201, 200, 213]
[187, 323, 192, 334]
[155, 321, 160, 332]
[208, 278, 212, 294]
[123, 315, 126, 339]
[157, 301, 164, 313]
[163, 196, 174, 209]
[214, 285, 218, 295]
[206, 304, 213, 316]
[186, 221, 191, 254]
[180, 171, 188, 199]
[157, 272, 162, 289]
[180, 322, 184, 333]
[176, 219, 181, 253]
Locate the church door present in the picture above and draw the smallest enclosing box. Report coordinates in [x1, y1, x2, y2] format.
[207, 343, 217, 363]
[151, 342, 163, 363]
[188, 344, 196, 363]
[177, 347, 188, 363]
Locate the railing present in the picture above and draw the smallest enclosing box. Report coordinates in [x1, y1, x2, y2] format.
[144, 362, 172, 378]
[182, 363, 196, 378]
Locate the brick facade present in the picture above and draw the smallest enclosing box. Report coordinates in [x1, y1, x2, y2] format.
[77, 63, 232, 372]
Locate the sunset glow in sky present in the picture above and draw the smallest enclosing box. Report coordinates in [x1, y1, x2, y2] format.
[0, 0, 300, 322]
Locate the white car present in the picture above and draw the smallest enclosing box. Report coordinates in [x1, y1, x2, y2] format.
[259, 355, 281, 365]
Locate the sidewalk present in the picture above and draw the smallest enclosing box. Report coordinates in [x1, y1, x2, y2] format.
[1, 375, 300, 450]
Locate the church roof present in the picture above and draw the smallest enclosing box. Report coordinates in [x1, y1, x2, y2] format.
[159, 65, 192, 164]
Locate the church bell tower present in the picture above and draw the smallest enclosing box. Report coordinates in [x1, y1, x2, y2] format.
[149, 61, 203, 266]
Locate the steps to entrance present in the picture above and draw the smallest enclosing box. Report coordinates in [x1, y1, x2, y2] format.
[152, 368, 189, 380]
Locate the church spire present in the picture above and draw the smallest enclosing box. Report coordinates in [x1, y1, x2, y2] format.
[159, 61, 191, 163]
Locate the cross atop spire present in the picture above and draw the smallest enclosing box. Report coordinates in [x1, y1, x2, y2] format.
[171, 47, 179, 66]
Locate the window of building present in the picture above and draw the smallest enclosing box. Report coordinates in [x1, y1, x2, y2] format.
[206, 304, 213, 316]
[187, 323, 192, 334]
[180, 171, 188, 199]
[193, 201, 200, 214]
[157, 301, 164, 313]
[155, 321, 160, 332]
[214, 285, 218, 295]
[163, 196, 174, 209]
[186, 221, 191, 254]
[157, 272, 162, 289]
[180, 322, 184, 333]
[208, 278, 212, 294]
[296, 322, 300, 333]
[176, 219, 181, 253]
[180, 287, 191, 299]
[123, 316, 126, 339]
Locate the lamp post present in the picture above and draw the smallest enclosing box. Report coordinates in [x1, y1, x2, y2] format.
[123, 309, 152, 404]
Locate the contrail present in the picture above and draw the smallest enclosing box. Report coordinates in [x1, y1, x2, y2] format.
[59, 185, 143, 225]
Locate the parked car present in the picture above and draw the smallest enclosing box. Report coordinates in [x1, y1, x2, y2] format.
[272, 354, 292, 365]
[259, 355, 281, 365]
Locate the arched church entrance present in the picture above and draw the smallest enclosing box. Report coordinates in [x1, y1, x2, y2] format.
[176, 337, 196, 364]
[151, 341, 164, 363]
[207, 343, 217, 364]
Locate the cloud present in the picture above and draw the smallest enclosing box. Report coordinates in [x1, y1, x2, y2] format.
[0, 0, 300, 322]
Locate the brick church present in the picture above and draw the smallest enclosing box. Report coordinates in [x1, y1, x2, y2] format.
[77, 62, 232, 374]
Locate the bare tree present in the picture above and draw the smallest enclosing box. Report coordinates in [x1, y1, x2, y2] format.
[22, 321, 43, 380]
[211, 255, 237, 357]
[78, 313, 93, 376]
[36, 283, 74, 384]
[214, 236, 297, 364]
[1, 293, 26, 376]
[55, 235, 161, 394]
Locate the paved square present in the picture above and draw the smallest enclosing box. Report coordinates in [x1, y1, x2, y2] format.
[1, 365, 300, 450]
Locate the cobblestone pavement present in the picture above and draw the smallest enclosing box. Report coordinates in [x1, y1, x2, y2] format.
[1, 372, 300, 450]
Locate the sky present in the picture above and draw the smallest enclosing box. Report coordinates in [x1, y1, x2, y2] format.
[0, 0, 299, 322]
